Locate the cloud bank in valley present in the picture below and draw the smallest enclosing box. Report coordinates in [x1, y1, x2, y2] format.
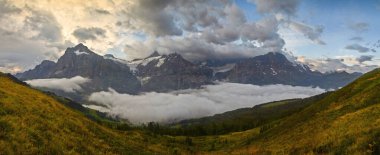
[88, 83, 325, 124]
[26, 76, 90, 93]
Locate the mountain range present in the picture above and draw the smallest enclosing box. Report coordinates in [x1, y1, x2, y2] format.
[15, 44, 361, 102]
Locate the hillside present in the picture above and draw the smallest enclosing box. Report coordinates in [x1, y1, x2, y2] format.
[0, 73, 188, 154]
[223, 68, 380, 154]
[153, 94, 329, 136]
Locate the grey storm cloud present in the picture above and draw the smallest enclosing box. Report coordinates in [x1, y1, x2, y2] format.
[123, 0, 289, 61]
[0, 28, 60, 72]
[247, 0, 326, 46]
[202, 30, 236, 45]
[124, 0, 246, 37]
[72, 27, 107, 42]
[125, 0, 183, 36]
[250, 0, 300, 15]
[241, 17, 280, 42]
[356, 55, 374, 63]
[345, 43, 372, 53]
[88, 83, 325, 124]
[0, 3, 68, 73]
[24, 8, 63, 42]
[348, 22, 369, 33]
[0, 0, 21, 17]
[288, 21, 326, 45]
[201, 4, 246, 45]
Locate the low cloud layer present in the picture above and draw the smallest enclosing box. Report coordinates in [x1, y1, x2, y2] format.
[88, 83, 324, 124]
[26, 76, 90, 93]
[297, 55, 377, 73]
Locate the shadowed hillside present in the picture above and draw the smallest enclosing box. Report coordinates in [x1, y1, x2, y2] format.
[0, 73, 188, 154]
[226, 68, 380, 154]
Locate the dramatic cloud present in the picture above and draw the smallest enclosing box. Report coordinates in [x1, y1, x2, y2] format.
[123, 0, 183, 36]
[88, 83, 325, 124]
[24, 8, 63, 42]
[72, 27, 106, 42]
[0, 28, 60, 73]
[201, 4, 245, 45]
[356, 55, 374, 63]
[0, 0, 21, 17]
[249, 0, 325, 46]
[118, 0, 296, 61]
[0, 0, 122, 73]
[241, 17, 281, 43]
[288, 21, 325, 45]
[345, 43, 373, 53]
[0, 0, 374, 74]
[26, 76, 91, 93]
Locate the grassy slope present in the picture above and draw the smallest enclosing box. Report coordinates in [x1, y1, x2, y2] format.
[0, 73, 190, 154]
[224, 68, 380, 154]
[171, 95, 328, 136]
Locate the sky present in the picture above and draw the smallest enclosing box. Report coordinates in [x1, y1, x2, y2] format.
[0, 0, 379, 73]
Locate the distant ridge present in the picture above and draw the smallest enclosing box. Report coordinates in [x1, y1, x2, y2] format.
[15, 44, 361, 102]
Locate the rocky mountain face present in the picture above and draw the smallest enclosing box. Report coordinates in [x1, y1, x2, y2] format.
[16, 60, 56, 80]
[53, 44, 140, 94]
[135, 53, 213, 92]
[16, 44, 141, 101]
[215, 52, 361, 89]
[16, 44, 362, 102]
[15, 44, 214, 101]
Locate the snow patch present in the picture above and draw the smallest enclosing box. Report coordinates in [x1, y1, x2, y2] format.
[74, 50, 89, 55]
[270, 68, 278, 75]
[211, 64, 235, 75]
[141, 56, 162, 66]
[103, 56, 140, 73]
[141, 76, 151, 85]
[156, 57, 166, 67]
[125, 56, 163, 72]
